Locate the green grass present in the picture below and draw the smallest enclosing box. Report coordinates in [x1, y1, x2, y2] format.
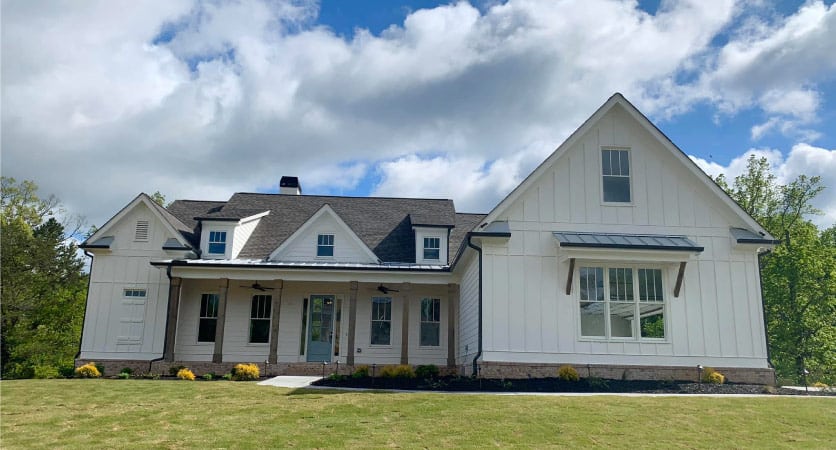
[2, 380, 834, 448]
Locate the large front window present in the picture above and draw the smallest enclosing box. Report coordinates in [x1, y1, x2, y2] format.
[420, 298, 440, 346]
[198, 293, 219, 342]
[370, 297, 391, 345]
[249, 295, 272, 343]
[579, 266, 665, 340]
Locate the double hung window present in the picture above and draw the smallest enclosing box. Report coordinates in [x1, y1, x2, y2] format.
[317, 234, 334, 257]
[423, 237, 440, 260]
[420, 298, 441, 346]
[602, 148, 631, 202]
[579, 266, 665, 340]
[370, 297, 392, 345]
[208, 231, 227, 254]
[198, 293, 219, 342]
[249, 295, 272, 343]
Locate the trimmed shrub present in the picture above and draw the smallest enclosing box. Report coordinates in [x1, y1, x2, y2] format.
[75, 362, 101, 378]
[353, 365, 370, 378]
[118, 372, 131, 379]
[380, 364, 416, 379]
[177, 368, 196, 381]
[94, 362, 105, 376]
[34, 365, 60, 379]
[120, 367, 134, 375]
[58, 366, 76, 379]
[169, 365, 186, 376]
[203, 373, 215, 381]
[812, 382, 829, 389]
[557, 365, 580, 382]
[232, 363, 260, 381]
[415, 364, 440, 379]
[701, 367, 725, 384]
[222, 373, 233, 381]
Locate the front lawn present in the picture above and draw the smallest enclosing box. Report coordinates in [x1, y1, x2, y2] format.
[2, 380, 833, 448]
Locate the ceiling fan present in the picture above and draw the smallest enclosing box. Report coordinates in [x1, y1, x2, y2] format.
[240, 282, 275, 292]
[377, 284, 400, 294]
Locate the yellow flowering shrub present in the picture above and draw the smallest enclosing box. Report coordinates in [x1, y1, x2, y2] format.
[380, 364, 415, 378]
[232, 363, 260, 381]
[74, 362, 101, 378]
[701, 367, 725, 384]
[177, 368, 196, 381]
[557, 365, 579, 382]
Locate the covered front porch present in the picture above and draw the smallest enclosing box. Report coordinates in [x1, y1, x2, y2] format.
[160, 263, 459, 375]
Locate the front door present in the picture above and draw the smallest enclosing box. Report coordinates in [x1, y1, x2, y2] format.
[306, 295, 335, 362]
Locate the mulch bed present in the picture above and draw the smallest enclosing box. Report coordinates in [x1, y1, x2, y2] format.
[313, 376, 835, 396]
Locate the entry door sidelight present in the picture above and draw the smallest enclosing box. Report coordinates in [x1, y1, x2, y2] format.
[306, 295, 335, 362]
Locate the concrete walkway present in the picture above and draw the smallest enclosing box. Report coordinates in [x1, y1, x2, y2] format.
[258, 376, 322, 388]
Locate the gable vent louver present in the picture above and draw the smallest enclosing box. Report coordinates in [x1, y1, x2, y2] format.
[134, 220, 150, 242]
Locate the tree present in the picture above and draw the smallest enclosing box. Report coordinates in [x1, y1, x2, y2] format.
[150, 191, 167, 207]
[719, 156, 836, 384]
[1, 177, 88, 378]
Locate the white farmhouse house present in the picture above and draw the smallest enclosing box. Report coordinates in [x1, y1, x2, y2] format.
[78, 94, 778, 383]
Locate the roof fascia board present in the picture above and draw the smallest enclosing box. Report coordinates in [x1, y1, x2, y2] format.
[83, 194, 192, 249]
[481, 93, 622, 225]
[267, 204, 381, 263]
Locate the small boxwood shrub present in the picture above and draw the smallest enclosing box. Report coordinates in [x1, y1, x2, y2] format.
[94, 362, 105, 376]
[34, 365, 60, 379]
[222, 373, 233, 381]
[58, 366, 76, 379]
[75, 362, 101, 378]
[232, 363, 260, 381]
[557, 365, 579, 382]
[203, 373, 215, 381]
[118, 372, 131, 379]
[177, 368, 196, 381]
[701, 367, 725, 384]
[120, 367, 134, 375]
[415, 364, 440, 379]
[353, 365, 370, 378]
[380, 364, 416, 379]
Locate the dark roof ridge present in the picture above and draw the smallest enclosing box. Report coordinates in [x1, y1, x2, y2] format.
[455, 212, 488, 216]
[169, 199, 228, 204]
[229, 191, 454, 202]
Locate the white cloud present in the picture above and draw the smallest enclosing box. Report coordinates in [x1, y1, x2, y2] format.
[1, 0, 834, 228]
[690, 145, 836, 227]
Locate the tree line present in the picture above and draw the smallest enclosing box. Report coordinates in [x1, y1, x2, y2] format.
[1, 167, 833, 383]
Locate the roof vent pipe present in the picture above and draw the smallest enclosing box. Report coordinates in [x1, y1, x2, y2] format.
[279, 176, 302, 195]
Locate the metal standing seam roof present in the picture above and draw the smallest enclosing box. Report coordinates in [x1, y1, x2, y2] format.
[553, 232, 704, 252]
[730, 227, 781, 245]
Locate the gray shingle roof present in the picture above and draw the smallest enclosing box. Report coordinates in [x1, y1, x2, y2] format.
[166, 200, 227, 245]
[167, 193, 467, 264]
[553, 232, 703, 252]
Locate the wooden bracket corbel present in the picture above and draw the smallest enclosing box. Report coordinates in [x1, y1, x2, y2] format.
[565, 258, 575, 295]
[674, 261, 687, 298]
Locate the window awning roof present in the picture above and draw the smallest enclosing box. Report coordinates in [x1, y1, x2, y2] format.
[553, 232, 703, 252]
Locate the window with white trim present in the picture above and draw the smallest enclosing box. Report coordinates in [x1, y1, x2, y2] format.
[602, 148, 631, 202]
[317, 234, 334, 257]
[249, 295, 271, 343]
[198, 293, 219, 343]
[420, 298, 440, 346]
[423, 237, 440, 260]
[370, 297, 391, 345]
[123, 288, 147, 298]
[208, 231, 227, 254]
[579, 265, 665, 340]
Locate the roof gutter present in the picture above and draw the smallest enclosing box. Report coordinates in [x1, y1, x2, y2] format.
[466, 234, 483, 377]
[75, 251, 95, 360]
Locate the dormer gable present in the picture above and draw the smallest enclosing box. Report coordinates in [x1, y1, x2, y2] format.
[81, 193, 193, 253]
[268, 204, 380, 263]
[197, 210, 269, 259]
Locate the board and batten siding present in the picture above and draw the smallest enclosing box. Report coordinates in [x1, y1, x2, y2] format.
[79, 203, 172, 360]
[271, 213, 376, 263]
[456, 252, 480, 366]
[478, 104, 769, 369]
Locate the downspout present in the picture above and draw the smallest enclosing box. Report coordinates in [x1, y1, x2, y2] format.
[148, 263, 174, 373]
[467, 235, 483, 377]
[75, 251, 95, 360]
[758, 250, 775, 370]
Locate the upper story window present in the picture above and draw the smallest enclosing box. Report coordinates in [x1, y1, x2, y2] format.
[602, 148, 631, 203]
[123, 288, 147, 298]
[208, 231, 227, 255]
[134, 220, 150, 242]
[579, 265, 665, 341]
[423, 237, 441, 260]
[317, 234, 334, 257]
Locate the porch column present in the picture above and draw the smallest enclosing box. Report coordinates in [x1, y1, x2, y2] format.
[401, 282, 411, 365]
[268, 280, 284, 364]
[163, 277, 182, 362]
[212, 278, 229, 363]
[447, 283, 459, 368]
[346, 281, 359, 366]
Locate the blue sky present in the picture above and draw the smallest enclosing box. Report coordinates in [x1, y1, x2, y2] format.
[3, 0, 836, 226]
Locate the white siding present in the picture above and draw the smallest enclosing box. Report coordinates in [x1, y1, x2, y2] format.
[79, 203, 171, 359]
[477, 104, 769, 369]
[271, 213, 376, 263]
[457, 253, 480, 364]
[231, 217, 262, 258]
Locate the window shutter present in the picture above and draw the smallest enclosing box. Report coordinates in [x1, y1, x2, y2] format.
[135, 220, 150, 241]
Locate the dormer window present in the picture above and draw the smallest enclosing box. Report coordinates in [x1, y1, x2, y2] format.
[423, 237, 440, 260]
[208, 231, 227, 255]
[317, 234, 334, 257]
